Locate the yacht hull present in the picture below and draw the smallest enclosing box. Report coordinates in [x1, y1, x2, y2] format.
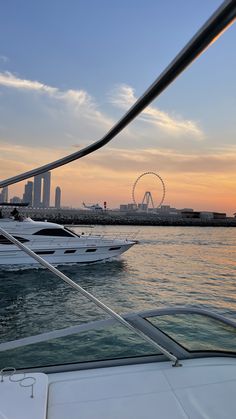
[0, 242, 134, 266]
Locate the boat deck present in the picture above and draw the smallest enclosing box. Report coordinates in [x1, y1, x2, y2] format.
[2, 357, 236, 418]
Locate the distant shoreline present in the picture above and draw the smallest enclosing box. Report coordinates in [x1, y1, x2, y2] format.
[4, 208, 236, 227]
[32, 213, 236, 227]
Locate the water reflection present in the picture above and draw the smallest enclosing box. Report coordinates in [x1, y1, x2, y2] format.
[0, 258, 128, 342]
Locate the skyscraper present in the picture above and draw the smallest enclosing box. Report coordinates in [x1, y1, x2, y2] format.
[33, 174, 42, 208]
[33, 172, 51, 208]
[0, 187, 8, 203]
[23, 181, 33, 206]
[55, 186, 61, 209]
[42, 171, 51, 208]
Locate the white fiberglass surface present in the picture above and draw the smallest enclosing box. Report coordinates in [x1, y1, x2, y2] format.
[47, 358, 236, 419]
[0, 373, 48, 419]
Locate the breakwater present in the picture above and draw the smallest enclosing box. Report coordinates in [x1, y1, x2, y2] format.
[13, 208, 236, 227]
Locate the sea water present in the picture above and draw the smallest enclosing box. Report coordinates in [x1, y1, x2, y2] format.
[1, 225, 236, 367]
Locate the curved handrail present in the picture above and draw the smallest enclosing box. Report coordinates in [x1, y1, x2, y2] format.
[0, 0, 235, 188]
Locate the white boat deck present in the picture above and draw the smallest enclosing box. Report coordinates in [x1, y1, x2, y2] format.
[2, 358, 236, 418]
[0, 373, 48, 419]
[47, 358, 236, 418]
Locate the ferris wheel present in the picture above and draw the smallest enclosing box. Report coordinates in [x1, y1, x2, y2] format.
[132, 172, 166, 208]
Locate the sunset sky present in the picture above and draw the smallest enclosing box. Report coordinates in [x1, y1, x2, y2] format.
[0, 1, 236, 214]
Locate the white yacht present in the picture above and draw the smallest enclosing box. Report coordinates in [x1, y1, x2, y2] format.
[0, 216, 136, 266]
[0, 1, 236, 418]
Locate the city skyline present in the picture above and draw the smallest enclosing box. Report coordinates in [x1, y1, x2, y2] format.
[0, 172, 62, 209]
[0, 1, 236, 214]
[0, 181, 231, 217]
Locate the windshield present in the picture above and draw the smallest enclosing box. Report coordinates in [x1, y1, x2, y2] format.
[146, 313, 236, 353]
[0, 1, 236, 371]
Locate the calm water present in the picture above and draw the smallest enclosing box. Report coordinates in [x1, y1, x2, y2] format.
[1, 225, 236, 346]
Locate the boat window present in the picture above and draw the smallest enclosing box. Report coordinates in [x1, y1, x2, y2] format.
[35, 250, 55, 255]
[0, 235, 29, 245]
[64, 227, 79, 237]
[33, 228, 74, 237]
[145, 313, 236, 353]
[0, 324, 160, 370]
[64, 249, 76, 254]
[85, 248, 97, 252]
[109, 246, 121, 251]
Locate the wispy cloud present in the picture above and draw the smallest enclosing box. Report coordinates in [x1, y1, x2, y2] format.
[0, 73, 204, 140]
[0, 71, 91, 106]
[109, 84, 204, 138]
[78, 146, 236, 174]
[1, 140, 234, 178]
[0, 71, 114, 140]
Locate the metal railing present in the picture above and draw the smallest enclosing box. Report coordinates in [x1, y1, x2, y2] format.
[0, 234, 136, 248]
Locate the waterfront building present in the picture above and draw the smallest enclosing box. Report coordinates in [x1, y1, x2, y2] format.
[156, 205, 180, 217]
[55, 186, 61, 209]
[33, 171, 51, 208]
[23, 181, 33, 206]
[138, 203, 148, 211]
[10, 196, 22, 204]
[127, 203, 137, 211]
[181, 210, 226, 220]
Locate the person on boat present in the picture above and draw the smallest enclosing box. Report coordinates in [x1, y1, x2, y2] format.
[10, 207, 23, 221]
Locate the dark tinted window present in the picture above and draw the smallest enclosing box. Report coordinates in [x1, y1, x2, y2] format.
[85, 248, 97, 252]
[109, 246, 121, 251]
[64, 249, 76, 254]
[35, 250, 55, 255]
[33, 228, 74, 237]
[0, 235, 29, 245]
